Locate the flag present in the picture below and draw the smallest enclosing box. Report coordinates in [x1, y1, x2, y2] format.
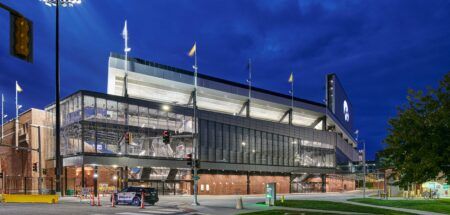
[188, 42, 196, 57]
[122, 20, 128, 40]
[16, 82, 23, 93]
[288, 72, 293, 83]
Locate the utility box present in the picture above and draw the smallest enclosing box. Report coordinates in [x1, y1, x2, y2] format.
[265, 182, 276, 206]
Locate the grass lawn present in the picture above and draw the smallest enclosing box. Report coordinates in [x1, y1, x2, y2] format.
[260, 200, 413, 215]
[240, 209, 336, 215]
[349, 198, 450, 214]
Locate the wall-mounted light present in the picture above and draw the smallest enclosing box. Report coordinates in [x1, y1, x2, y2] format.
[93, 173, 98, 178]
[162, 104, 170, 111]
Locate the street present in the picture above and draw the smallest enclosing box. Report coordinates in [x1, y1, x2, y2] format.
[0, 191, 369, 215]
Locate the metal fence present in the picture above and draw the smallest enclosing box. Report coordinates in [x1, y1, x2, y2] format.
[0, 176, 55, 194]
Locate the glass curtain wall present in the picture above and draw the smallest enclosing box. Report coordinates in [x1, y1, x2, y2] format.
[48, 92, 194, 159]
[199, 119, 335, 168]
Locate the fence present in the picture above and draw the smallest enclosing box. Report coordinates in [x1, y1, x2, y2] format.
[0, 176, 55, 194]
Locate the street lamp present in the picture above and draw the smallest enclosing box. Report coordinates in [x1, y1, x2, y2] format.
[41, 0, 81, 7]
[40, 0, 81, 196]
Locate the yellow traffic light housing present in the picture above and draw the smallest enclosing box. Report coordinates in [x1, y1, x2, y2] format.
[10, 13, 33, 62]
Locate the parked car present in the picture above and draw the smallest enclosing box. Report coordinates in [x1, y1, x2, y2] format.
[112, 186, 159, 206]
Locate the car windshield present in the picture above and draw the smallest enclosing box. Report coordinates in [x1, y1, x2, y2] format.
[122, 187, 156, 193]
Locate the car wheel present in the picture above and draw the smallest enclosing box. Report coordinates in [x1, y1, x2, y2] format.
[132, 197, 141, 206]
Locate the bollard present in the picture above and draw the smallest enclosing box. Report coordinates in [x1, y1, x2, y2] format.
[90, 193, 96, 206]
[281, 195, 285, 203]
[111, 194, 116, 208]
[236, 196, 243, 209]
[97, 194, 102, 207]
[140, 192, 145, 209]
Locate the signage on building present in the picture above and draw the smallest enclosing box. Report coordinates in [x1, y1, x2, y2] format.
[327, 74, 354, 135]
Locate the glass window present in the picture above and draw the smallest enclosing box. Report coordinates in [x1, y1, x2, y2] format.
[139, 106, 148, 128]
[273, 134, 279, 166]
[261, 131, 267, 165]
[83, 96, 95, 120]
[249, 129, 255, 164]
[107, 100, 118, 122]
[229, 125, 236, 163]
[236, 126, 243, 164]
[128, 105, 139, 126]
[255, 130, 261, 165]
[215, 123, 222, 161]
[95, 98, 107, 121]
[200, 119, 208, 161]
[267, 133, 273, 165]
[222, 124, 230, 162]
[243, 128, 249, 164]
[117, 102, 126, 125]
[207, 121, 215, 162]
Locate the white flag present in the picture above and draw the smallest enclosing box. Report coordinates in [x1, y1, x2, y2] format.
[122, 20, 128, 40]
[122, 20, 131, 52]
[16, 81, 23, 93]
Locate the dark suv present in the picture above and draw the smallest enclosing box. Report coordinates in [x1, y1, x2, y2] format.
[112, 187, 159, 206]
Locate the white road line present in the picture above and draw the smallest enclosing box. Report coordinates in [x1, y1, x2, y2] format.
[116, 213, 149, 215]
[144, 208, 182, 212]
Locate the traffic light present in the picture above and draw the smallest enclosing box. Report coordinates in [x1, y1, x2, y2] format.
[187, 153, 193, 166]
[10, 13, 33, 62]
[162, 130, 170, 144]
[124, 132, 130, 144]
[32, 162, 37, 172]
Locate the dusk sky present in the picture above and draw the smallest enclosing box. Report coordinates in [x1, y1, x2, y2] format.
[1, 0, 449, 160]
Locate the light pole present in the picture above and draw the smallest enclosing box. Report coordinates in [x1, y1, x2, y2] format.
[362, 140, 366, 198]
[1, 93, 6, 143]
[40, 0, 81, 195]
[355, 130, 366, 198]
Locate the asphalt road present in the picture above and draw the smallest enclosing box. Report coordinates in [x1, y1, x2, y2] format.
[0, 190, 369, 215]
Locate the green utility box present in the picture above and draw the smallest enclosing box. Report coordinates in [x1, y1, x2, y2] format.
[265, 182, 276, 206]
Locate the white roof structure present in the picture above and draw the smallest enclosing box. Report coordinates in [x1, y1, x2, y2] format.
[107, 53, 357, 147]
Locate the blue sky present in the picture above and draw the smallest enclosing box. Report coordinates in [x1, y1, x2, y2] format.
[1, 0, 449, 160]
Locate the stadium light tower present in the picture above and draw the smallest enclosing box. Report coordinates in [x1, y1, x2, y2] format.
[39, 0, 82, 196]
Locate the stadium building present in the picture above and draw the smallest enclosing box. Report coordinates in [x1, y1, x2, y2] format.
[1, 53, 359, 196]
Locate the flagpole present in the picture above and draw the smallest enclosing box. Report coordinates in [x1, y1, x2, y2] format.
[248, 58, 252, 101]
[123, 20, 130, 98]
[291, 74, 294, 110]
[15, 81, 19, 148]
[192, 42, 199, 206]
[1, 94, 4, 143]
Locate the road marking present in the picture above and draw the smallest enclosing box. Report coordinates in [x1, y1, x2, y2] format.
[116, 213, 148, 215]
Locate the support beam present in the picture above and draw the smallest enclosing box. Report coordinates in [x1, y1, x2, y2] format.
[309, 116, 326, 129]
[187, 90, 195, 106]
[279, 108, 292, 125]
[81, 164, 85, 188]
[238, 99, 250, 117]
[321, 174, 326, 193]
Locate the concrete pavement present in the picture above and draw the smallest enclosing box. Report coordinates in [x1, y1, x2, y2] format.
[1, 190, 446, 215]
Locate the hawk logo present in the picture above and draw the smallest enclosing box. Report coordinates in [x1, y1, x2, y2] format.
[343, 100, 350, 122]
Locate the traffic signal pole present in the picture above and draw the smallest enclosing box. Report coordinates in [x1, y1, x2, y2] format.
[192, 46, 199, 206]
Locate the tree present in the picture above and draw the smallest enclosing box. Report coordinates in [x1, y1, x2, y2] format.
[380, 72, 450, 186]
